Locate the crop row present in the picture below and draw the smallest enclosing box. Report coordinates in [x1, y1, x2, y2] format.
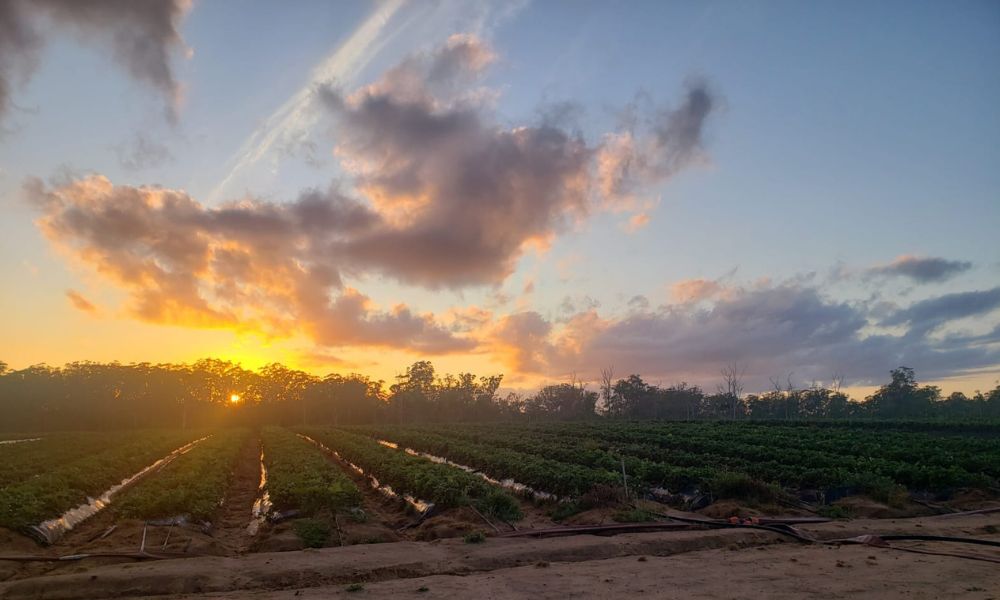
[0, 430, 202, 531]
[298, 428, 523, 521]
[347, 426, 619, 497]
[114, 429, 249, 521]
[356, 423, 998, 495]
[547, 422, 1000, 475]
[261, 427, 361, 514]
[543, 422, 1000, 485]
[0, 432, 152, 489]
[516, 424, 994, 490]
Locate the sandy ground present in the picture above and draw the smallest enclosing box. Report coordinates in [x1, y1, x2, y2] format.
[2, 512, 997, 599]
[157, 542, 1000, 600]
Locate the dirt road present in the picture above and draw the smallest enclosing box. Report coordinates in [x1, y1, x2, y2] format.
[2, 512, 996, 599]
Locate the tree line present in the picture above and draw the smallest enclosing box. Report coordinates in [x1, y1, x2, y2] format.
[0, 359, 997, 432]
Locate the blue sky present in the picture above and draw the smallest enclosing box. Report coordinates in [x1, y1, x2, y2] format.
[1, 0, 998, 395]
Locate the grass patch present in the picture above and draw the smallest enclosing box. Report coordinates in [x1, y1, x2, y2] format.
[706, 473, 781, 505]
[475, 488, 523, 522]
[293, 518, 331, 548]
[549, 501, 583, 521]
[817, 504, 852, 519]
[612, 508, 656, 523]
[463, 530, 486, 544]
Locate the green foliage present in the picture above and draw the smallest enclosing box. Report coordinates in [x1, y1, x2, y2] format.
[345, 583, 365, 592]
[344, 421, 1000, 502]
[347, 425, 620, 497]
[474, 488, 523, 523]
[0, 432, 140, 488]
[846, 473, 908, 507]
[0, 430, 204, 531]
[706, 472, 781, 505]
[116, 430, 247, 520]
[463, 530, 486, 543]
[262, 427, 361, 514]
[612, 508, 656, 522]
[817, 504, 852, 519]
[293, 518, 331, 548]
[549, 501, 583, 521]
[297, 428, 522, 513]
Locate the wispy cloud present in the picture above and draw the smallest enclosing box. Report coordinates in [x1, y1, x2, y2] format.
[865, 255, 973, 283]
[65, 289, 98, 315]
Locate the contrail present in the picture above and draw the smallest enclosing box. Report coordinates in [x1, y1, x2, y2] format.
[207, 0, 406, 204]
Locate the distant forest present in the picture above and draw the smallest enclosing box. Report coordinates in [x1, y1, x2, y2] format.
[0, 359, 998, 431]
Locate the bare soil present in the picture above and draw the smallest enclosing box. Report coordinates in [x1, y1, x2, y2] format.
[1, 512, 997, 599]
[210, 435, 263, 553]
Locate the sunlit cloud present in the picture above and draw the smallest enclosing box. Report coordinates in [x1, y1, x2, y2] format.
[65, 289, 98, 315]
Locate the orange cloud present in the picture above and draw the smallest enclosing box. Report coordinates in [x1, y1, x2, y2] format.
[65, 289, 98, 315]
[670, 278, 723, 303]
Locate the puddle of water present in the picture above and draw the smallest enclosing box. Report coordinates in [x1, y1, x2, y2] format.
[29, 435, 211, 545]
[246, 447, 272, 536]
[298, 434, 433, 514]
[0, 437, 42, 446]
[378, 439, 559, 502]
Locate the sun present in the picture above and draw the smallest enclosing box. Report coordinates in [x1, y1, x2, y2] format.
[230, 393, 241, 404]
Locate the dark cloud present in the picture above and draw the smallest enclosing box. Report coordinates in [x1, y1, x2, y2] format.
[0, 0, 42, 122]
[881, 287, 1000, 336]
[113, 132, 174, 171]
[0, 0, 189, 124]
[318, 35, 593, 288]
[493, 282, 1000, 388]
[865, 255, 972, 283]
[314, 35, 713, 288]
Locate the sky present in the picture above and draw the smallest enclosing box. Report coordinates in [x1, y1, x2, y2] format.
[1, 0, 998, 397]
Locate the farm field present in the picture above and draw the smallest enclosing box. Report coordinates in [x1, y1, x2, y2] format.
[1, 422, 999, 594]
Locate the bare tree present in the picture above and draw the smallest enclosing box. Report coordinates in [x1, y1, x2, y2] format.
[719, 362, 747, 421]
[831, 371, 845, 394]
[600, 365, 615, 416]
[785, 372, 795, 420]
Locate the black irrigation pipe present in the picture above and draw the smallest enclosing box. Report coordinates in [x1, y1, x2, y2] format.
[645, 510, 818, 543]
[0, 551, 210, 563]
[862, 534, 1000, 548]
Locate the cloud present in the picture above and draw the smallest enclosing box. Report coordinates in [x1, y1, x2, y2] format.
[113, 133, 174, 171]
[28, 36, 715, 359]
[316, 36, 713, 289]
[65, 289, 97, 314]
[0, 0, 43, 122]
[670, 278, 723, 303]
[491, 311, 553, 372]
[28, 175, 469, 353]
[881, 287, 1000, 336]
[865, 255, 972, 283]
[622, 211, 651, 232]
[597, 81, 715, 206]
[489, 281, 1000, 388]
[317, 35, 594, 288]
[0, 0, 190, 124]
